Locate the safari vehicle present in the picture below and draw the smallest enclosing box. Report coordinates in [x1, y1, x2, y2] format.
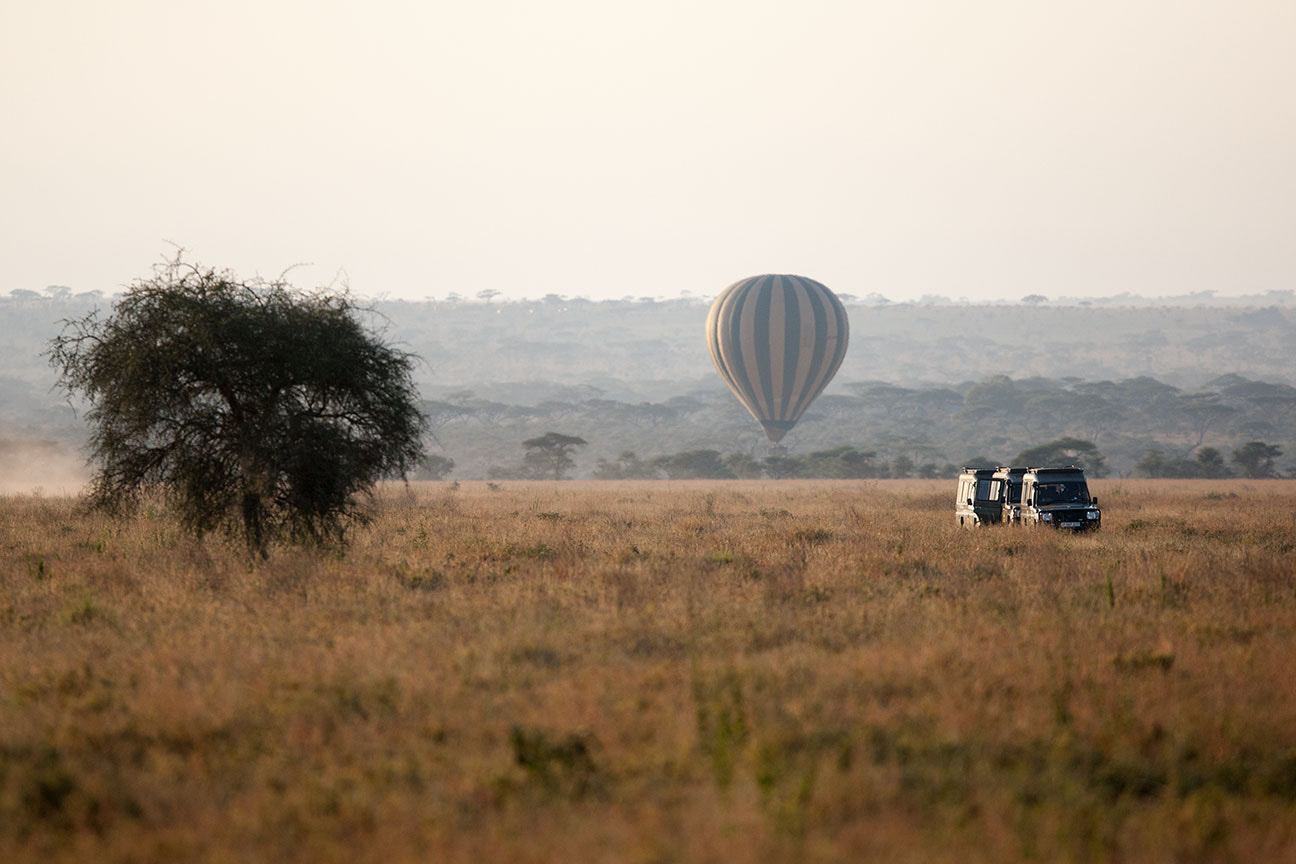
[955, 468, 1001, 527]
[992, 466, 1026, 524]
[1020, 466, 1101, 531]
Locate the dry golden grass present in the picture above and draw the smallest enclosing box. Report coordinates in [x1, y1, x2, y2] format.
[2, 479, 1295, 863]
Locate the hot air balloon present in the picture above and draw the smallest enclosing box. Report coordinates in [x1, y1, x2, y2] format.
[705, 274, 849, 443]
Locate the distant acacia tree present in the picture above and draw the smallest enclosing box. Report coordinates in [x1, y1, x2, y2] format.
[415, 454, 456, 481]
[962, 375, 1023, 416]
[521, 432, 587, 479]
[593, 451, 657, 479]
[889, 455, 916, 478]
[723, 452, 765, 479]
[1231, 441, 1282, 478]
[48, 255, 427, 555]
[1014, 437, 1108, 477]
[763, 455, 804, 479]
[650, 449, 734, 479]
[1195, 446, 1231, 478]
[802, 446, 882, 479]
[1135, 448, 1200, 478]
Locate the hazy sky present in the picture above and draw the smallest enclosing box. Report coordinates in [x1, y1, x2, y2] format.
[4, 1, 1294, 302]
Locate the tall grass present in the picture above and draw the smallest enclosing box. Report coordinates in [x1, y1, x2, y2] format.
[1, 479, 1294, 863]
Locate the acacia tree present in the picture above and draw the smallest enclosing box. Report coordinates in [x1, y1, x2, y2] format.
[650, 449, 734, 480]
[521, 432, 587, 479]
[1013, 437, 1108, 477]
[414, 454, 456, 481]
[1230, 441, 1282, 478]
[48, 256, 427, 555]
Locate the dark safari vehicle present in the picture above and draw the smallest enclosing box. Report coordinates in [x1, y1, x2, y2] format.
[1020, 466, 1101, 531]
[955, 467, 1001, 527]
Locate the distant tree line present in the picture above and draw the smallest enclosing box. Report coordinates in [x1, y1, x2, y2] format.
[1135, 442, 1285, 479]
[589, 437, 1114, 480]
[405, 373, 1293, 480]
[432, 429, 1290, 481]
[5, 283, 1295, 481]
[591, 446, 955, 480]
[453, 437, 1121, 482]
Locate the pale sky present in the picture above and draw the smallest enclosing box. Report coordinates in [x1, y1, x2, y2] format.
[3, 0, 1294, 302]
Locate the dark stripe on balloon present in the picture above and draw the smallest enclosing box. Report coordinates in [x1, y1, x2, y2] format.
[716, 282, 753, 414]
[789, 282, 829, 422]
[725, 278, 758, 418]
[825, 290, 849, 392]
[753, 276, 775, 420]
[806, 288, 846, 413]
[779, 278, 802, 421]
[712, 282, 756, 422]
[809, 280, 847, 414]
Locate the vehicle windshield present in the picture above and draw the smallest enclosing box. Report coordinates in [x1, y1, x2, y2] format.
[1034, 480, 1090, 506]
[975, 479, 995, 501]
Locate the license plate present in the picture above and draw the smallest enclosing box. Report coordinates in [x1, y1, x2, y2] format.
[1060, 521, 1081, 528]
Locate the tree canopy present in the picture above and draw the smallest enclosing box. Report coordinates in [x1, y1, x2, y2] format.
[48, 256, 427, 554]
[1013, 437, 1108, 477]
[1231, 441, 1283, 478]
[520, 432, 588, 480]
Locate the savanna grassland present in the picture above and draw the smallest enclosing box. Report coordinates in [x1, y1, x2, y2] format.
[2, 480, 1295, 863]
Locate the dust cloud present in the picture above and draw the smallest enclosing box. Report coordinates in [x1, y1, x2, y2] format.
[0, 440, 89, 495]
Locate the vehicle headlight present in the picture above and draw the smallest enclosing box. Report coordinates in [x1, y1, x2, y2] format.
[1086, 511, 1099, 520]
[1040, 512, 1053, 521]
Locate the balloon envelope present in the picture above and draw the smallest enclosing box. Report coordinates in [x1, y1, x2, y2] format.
[706, 274, 849, 443]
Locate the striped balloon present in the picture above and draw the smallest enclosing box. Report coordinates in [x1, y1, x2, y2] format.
[706, 274, 850, 443]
